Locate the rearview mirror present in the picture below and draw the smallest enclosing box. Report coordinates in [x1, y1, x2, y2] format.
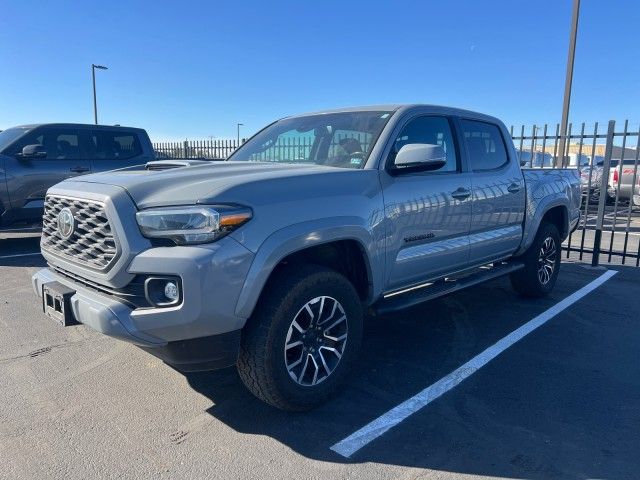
[392, 143, 446, 174]
[19, 144, 47, 159]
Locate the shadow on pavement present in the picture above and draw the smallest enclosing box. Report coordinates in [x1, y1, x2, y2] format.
[185, 263, 640, 479]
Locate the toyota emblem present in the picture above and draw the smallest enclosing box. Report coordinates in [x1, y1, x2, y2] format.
[57, 207, 76, 239]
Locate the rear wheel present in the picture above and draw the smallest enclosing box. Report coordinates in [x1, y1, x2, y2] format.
[237, 264, 363, 411]
[510, 222, 561, 297]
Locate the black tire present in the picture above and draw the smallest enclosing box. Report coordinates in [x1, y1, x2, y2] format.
[510, 222, 561, 298]
[237, 264, 363, 411]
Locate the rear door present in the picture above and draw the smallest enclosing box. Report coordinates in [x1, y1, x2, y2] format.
[3, 126, 92, 224]
[460, 118, 526, 264]
[88, 129, 147, 173]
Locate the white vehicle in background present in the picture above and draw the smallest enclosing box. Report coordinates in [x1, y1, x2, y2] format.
[610, 160, 640, 207]
[580, 159, 639, 206]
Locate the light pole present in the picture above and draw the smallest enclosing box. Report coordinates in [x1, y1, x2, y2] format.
[92, 64, 108, 125]
[557, 0, 580, 168]
[237, 123, 244, 145]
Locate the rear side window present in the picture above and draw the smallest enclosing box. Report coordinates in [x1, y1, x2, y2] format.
[89, 130, 142, 160]
[460, 119, 509, 171]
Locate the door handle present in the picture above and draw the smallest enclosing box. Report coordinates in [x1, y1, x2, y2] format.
[451, 187, 471, 200]
[70, 166, 90, 173]
[507, 183, 521, 194]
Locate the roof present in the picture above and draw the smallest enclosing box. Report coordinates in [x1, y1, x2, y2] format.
[13, 123, 144, 131]
[285, 104, 502, 124]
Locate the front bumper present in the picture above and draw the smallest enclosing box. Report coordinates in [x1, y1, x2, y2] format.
[32, 236, 254, 371]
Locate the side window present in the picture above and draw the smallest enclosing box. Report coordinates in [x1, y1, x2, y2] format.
[89, 130, 142, 160]
[392, 116, 458, 172]
[12, 128, 81, 160]
[460, 119, 509, 171]
[10, 132, 44, 155]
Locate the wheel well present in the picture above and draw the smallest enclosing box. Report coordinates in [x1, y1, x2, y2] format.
[542, 206, 567, 239]
[270, 240, 371, 302]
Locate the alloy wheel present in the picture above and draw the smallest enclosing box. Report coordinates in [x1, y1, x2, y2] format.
[537, 236, 557, 285]
[284, 296, 348, 386]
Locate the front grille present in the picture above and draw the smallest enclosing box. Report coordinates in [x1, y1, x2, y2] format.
[42, 195, 119, 270]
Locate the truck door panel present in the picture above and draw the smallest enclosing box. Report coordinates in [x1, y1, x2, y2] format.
[460, 119, 526, 263]
[381, 115, 472, 290]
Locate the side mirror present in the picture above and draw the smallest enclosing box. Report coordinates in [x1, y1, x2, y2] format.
[19, 144, 47, 159]
[391, 143, 447, 174]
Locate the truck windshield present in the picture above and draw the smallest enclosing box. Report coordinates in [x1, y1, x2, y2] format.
[0, 127, 30, 153]
[228, 111, 393, 169]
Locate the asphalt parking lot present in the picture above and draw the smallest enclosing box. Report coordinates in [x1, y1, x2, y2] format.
[1, 234, 639, 479]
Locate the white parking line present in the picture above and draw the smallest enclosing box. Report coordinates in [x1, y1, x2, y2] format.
[0, 252, 42, 259]
[330, 269, 618, 458]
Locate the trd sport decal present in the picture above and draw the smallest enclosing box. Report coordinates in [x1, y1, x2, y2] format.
[404, 232, 435, 243]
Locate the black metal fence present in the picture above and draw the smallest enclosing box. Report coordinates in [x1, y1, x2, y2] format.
[511, 120, 639, 266]
[153, 139, 240, 160]
[152, 120, 640, 266]
[152, 133, 373, 162]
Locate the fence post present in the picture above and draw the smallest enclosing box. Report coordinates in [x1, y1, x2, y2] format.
[183, 140, 189, 158]
[591, 120, 615, 266]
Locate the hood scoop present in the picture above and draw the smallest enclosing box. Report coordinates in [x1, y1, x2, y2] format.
[145, 159, 210, 171]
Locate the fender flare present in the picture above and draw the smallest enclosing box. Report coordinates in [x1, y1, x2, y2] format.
[234, 217, 383, 319]
[517, 195, 569, 256]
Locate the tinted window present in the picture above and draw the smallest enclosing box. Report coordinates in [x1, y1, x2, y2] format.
[89, 130, 142, 160]
[392, 116, 458, 172]
[0, 127, 30, 153]
[12, 127, 81, 159]
[460, 120, 509, 171]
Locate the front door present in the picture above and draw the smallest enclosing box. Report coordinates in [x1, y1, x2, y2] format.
[381, 115, 472, 291]
[458, 119, 526, 264]
[4, 126, 92, 225]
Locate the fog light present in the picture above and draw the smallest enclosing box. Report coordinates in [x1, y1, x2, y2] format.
[164, 282, 179, 302]
[144, 276, 182, 307]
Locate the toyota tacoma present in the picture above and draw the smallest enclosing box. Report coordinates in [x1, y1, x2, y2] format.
[32, 105, 581, 410]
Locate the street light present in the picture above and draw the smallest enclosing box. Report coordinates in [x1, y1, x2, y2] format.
[557, 0, 580, 168]
[92, 64, 108, 125]
[237, 123, 244, 145]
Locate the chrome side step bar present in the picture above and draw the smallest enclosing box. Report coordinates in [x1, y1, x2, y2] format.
[373, 261, 525, 315]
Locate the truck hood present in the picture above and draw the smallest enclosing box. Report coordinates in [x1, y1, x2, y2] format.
[70, 161, 376, 209]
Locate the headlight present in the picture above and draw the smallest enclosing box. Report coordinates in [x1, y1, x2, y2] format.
[136, 205, 252, 245]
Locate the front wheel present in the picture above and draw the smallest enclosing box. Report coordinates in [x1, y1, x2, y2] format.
[510, 222, 561, 297]
[237, 264, 363, 411]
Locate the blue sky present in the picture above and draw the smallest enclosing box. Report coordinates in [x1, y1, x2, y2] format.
[1, 0, 638, 140]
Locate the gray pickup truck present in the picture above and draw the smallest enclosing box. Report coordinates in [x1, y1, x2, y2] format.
[0, 123, 154, 231]
[32, 105, 581, 410]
